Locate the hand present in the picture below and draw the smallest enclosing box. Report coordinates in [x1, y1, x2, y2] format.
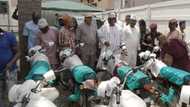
[4, 63, 12, 71]
[104, 41, 110, 47]
[144, 84, 155, 93]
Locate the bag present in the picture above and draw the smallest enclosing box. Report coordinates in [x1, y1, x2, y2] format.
[6, 69, 17, 91]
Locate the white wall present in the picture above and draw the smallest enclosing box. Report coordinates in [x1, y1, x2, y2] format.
[126, 0, 171, 7]
[94, 0, 190, 35]
[113, 0, 122, 9]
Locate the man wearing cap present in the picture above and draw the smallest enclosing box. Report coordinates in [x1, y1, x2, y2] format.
[98, 12, 123, 51]
[57, 15, 76, 107]
[122, 15, 140, 67]
[58, 15, 75, 50]
[23, 12, 40, 49]
[76, 14, 98, 68]
[37, 18, 59, 69]
[167, 19, 182, 41]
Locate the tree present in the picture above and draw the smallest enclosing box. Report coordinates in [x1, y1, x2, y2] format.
[17, 0, 41, 81]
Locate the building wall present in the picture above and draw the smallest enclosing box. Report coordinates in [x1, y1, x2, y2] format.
[95, 0, 190, 34]
[126, 0, 171, 7]
[80, 0, 171, 10]
[96, 0, 113, 10]
[81, 0, 122, 10]
[70, 0, 81, 2]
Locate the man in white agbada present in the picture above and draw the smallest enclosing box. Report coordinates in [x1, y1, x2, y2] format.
[122, 15, 140, 67]
[98, 13, 123, 51]
[97, 13, 123, 72]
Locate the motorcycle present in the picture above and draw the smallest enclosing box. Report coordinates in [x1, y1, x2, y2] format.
[95, 44, 151, 106]
[96, 43, 128, 81]
[90, 76, 147, 107]
[58, 43, 97, 106]
[9, 46, 59, 107]
[25, 46, 52, 80]
[25, 46, 59, 100]
[8, 70, 58, 107]
[139, 47, 190, 106]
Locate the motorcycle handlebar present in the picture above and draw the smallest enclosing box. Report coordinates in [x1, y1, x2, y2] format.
[31, 81, 43, 93]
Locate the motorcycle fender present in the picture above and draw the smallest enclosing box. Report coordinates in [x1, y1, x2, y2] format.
[121, 90, 146, 107]
[179, 85, 190, 106]
[150, 59, 167, 77]
[39, 87, 60, 101]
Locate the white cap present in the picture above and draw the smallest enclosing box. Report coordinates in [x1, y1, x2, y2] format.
[130, 15, 137, 20]
[38, 18, 48, 28]
[108, 13, 116, 18]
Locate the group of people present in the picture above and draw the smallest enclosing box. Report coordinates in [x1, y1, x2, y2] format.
[22, 12, 99, 70]
[13, 11, 190, 72]
[1, 11, 190, 106]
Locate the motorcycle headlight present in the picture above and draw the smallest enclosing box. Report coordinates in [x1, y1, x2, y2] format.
[28, 45, 43, 57]
[59, 48, 72, 60]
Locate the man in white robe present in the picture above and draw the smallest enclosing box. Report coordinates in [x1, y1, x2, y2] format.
[98, 13, 123, 51]
[97, 13, 123, 72]
[122, 15, 140, 67]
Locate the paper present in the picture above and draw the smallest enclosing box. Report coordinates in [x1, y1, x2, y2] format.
[48, 42, 55, 47]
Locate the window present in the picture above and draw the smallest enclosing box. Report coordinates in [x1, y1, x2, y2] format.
[87, 0, 94, 3]
[0, 2, 8, 14]
[91, 2, 97, 6]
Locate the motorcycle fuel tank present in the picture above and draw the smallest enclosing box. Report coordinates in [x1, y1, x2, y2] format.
[160, 66, 190, 86]
[116, 66, 150, 90]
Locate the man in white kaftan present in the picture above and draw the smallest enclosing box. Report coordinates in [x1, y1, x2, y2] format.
[98, 13, 123, 51]
[97, 13, 123, 73]
[122, 15, 140, 67]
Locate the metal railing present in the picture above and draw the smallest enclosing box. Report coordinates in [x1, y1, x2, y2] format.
[0, 25, 18, 32]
